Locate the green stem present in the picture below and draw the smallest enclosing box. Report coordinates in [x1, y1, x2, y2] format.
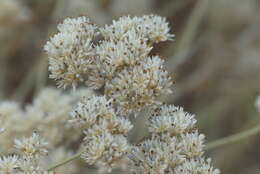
[47, 151, 83, 172]
[205, 124, 260, 150]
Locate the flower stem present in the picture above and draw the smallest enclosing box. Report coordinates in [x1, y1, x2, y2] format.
[205, 124, 260, 150]
[47, 151, 83, 172]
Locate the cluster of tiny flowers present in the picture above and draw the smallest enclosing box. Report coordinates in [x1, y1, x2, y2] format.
[45, 15, 173, 115]
[100, 15, 174, 43]
[129, 105, 220, 174]
[44, 17, 98, 89]
[0, 133, 50, 174]
[0, 87, 93, 150]
[44, 15, 220, 173]
[255, 95, 260, 113]
[70, 96, 133, 171]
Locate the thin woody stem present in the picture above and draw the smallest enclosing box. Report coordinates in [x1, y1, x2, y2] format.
[205, 124, 260, 150]
[47, 151, 83, 172]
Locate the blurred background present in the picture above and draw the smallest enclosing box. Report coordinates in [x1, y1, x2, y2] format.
[0, 0, 260, 173]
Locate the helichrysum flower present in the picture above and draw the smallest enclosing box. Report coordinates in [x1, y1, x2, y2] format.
[69, 96, 115, 126]
[44, 14, 219, 174]
[14, 132, 48, 160]
[174, 158, 220, 174]
[180, 131, 205, 158]
[148, 105, 196, 135]
[129, 105, 219, 174]
[0, 87, 93, 150]
[100, 15, 174, 43]
[105, 56, 172, 115]
[81, 128, 129, 171]
[70, 96, 133, 170]
[95, 36, 152, 79]
[45, 15, 173, 115]
[44, 17, 98, 89]
[140, 15, 174, 43]
[0, 155, 20, 174]
[0, 133, 51, 174]
[129, 135, 185, 173]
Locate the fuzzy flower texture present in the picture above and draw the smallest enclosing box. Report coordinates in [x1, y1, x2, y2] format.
[0, 133, 50, 174]
[44, 15, 220, 173]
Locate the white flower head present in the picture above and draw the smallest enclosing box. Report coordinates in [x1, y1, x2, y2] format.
[140, 15, 174, 43]
[105, 56, 172, 115]
[42, 14, 220, 174]
[0, 155, 20, 174]
[110, 116, 133, 135]
[148, 105, 197, 134]
[69, 96, 115, 126]
[180, 131, 205, 158]
[100, 15, 173, 43]
[100, 16, 140, 41]
[129, 135, 185, 174]
[96, 36, 152, 78]
[44, 16, 98, 89]
[0, 132, 51, 174]
[129, 104, 219, 174]
[57, 16, 97, 38]
[70, 94, 133, 171]
[81, 130, 113, 165]
[174, 158, 220, 174]
[81, 130, 129, 170]
[14, 132, 48, 159]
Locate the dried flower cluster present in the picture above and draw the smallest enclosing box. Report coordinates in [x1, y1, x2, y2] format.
[129, 105, 220, 174]
[0, 88, 92, 150]
[44, 15, 220, 174]
[0, 133, 50, 174]
[44, 17, 98, 89]
[45, 15, 173, 115]
[70, 96, 133, 171]
[0, 88, 87, 173]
